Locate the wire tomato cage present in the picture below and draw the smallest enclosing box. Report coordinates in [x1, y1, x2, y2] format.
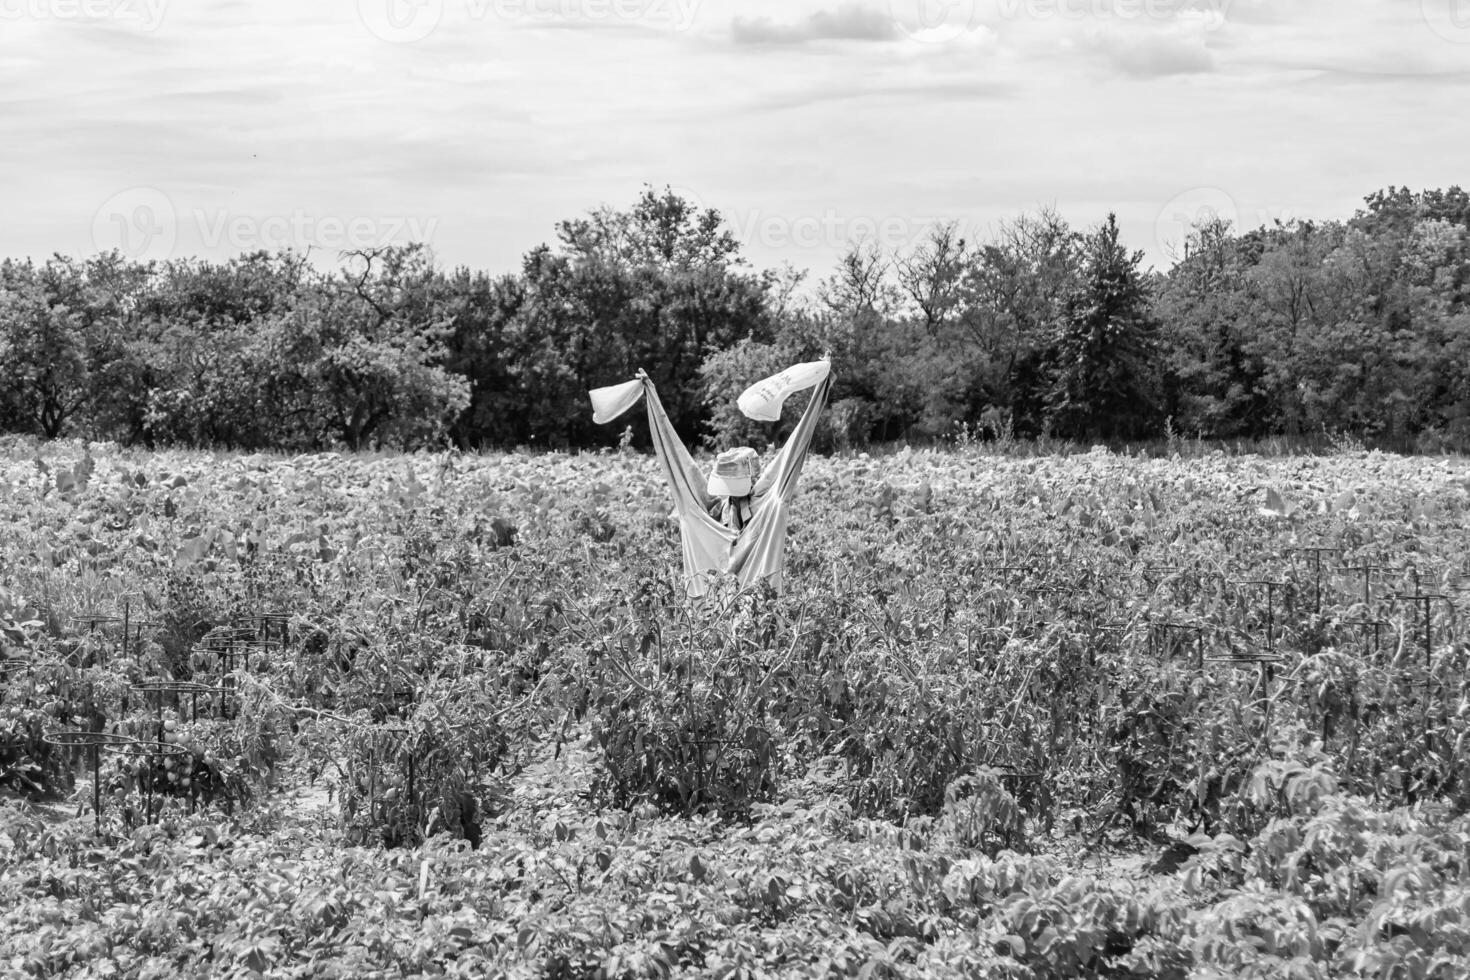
[1139, 565, 1231, 606]
[42, 729, 191, 834]
[1284, 546, 1343, 616]
[230, 612, 292, 646]
[1388, 590, 1459, 742]
[350, 725, 421, 836]
[196, 620, 286, 717]
[68, 595, 164, 668]
[131, 679, 231, 728]
[0, 655, 33, 686]
[129, 679, 236, 817]
[978, 761, 1043, 792]
[204, 624, 284, 672]
[1127, 544, 1466, 759]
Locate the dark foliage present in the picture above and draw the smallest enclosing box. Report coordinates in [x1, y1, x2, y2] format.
[3, 184, 1468, 451]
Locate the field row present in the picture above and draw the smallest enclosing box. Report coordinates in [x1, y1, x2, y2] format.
[3, 442, 1470, 977]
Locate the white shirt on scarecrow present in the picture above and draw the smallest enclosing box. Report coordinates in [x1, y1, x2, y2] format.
[588, 359, 833, 595]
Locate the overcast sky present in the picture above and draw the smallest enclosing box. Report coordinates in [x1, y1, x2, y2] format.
[2, 0, 1468, 279]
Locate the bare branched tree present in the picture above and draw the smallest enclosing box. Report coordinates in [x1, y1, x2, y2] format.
[894, 222, 973, 334]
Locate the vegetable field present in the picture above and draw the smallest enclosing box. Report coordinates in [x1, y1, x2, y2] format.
[3, 439, 1470, 979]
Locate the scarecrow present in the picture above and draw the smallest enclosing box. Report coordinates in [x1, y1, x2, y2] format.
[589, 359, 832, 596]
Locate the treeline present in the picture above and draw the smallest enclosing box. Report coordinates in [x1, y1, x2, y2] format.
[2, 185, 1467, 453]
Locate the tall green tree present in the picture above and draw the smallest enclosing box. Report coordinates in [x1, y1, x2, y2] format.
[955, 208, 1082, 437]
[115, 251, 313, 447]
[0, 255, 147, 439]
[0, 259, 88, 437]
[1045, 214, 1162, 440]
[1153, 217, 1272, 438]
[490, 186, 777, 448]
[1244, 220, 1343, 435]
[441, 268, 531, 448]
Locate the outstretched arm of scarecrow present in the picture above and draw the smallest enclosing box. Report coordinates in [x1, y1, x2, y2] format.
[589, 370, 710, 515]
[638, 371, 714, 513]
[752, 364, 833, 501]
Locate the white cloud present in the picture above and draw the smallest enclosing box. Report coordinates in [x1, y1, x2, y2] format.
[1, 0, 1467, 274]
[732, 2, 897, 44]
[1082, 29, 1216, 75]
